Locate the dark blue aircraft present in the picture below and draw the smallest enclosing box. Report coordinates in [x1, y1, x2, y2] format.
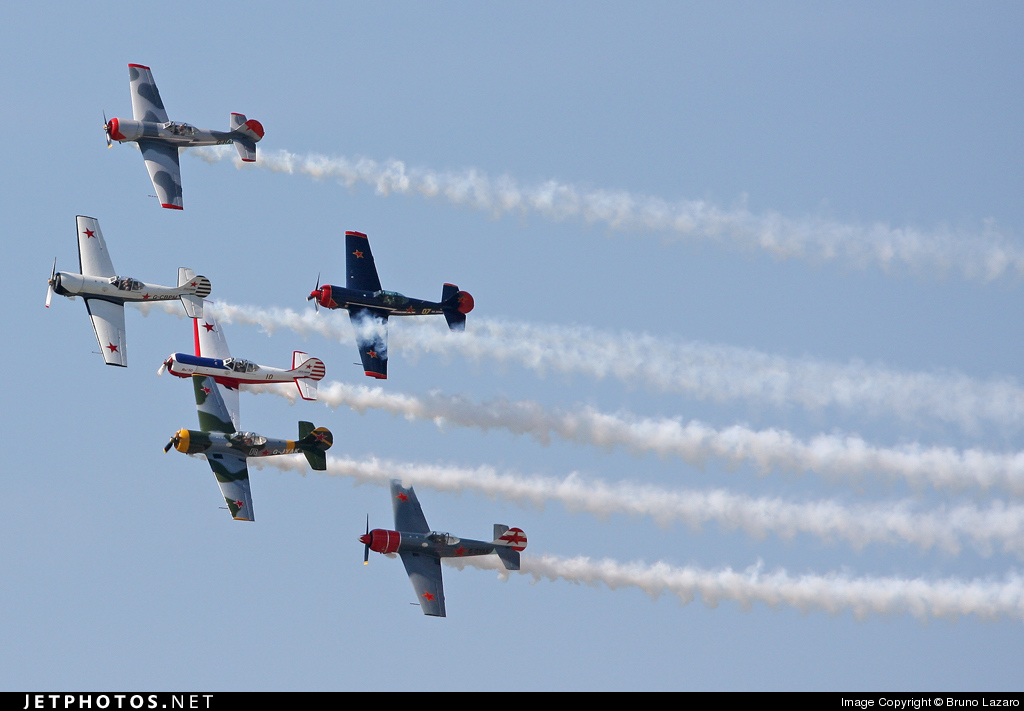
[360, 480, 527, 617]
[307, 231, 474, 379]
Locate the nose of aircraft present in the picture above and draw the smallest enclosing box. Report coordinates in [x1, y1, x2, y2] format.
[358, 533, 370, 545]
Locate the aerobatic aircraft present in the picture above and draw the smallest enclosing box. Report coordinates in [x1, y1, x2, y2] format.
[103, 63, 264, 209]
[307, 230, 475, 379]
[164, 373, 332, 522]
[360, 480, 527, 617]
[45, 215, 211, 367]
[160, 314, 326, 401]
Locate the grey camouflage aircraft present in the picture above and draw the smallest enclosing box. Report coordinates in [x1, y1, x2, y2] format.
[104, 63, 264, 209]
[164, 374, 332, 521]
[360, 480, 527, 616]
[46, 215, 211, 367]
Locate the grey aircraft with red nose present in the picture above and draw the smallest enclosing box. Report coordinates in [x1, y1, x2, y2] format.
[360, 480, 527, 617]
[104, 63, 264, 209]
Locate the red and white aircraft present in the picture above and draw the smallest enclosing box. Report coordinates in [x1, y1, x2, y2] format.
[160, 313, 326, 405]
[46, 216, 211, 367]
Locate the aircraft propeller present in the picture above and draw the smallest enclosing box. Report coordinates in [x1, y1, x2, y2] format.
[45, 258, 57, 308]
[102, 110, 112, 148]
[163, 432, 181, 454]
[307, 273, 321, 312]
[157, 358, 171, 376]
[361, 515, 370, 564]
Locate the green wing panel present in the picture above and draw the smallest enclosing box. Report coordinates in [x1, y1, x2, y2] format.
[192, 375, 236, 433]
[206, 451, 253, 521]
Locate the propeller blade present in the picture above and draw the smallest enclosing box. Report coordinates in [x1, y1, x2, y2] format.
[103, 110, 112, 148]
[163, 439, 174, 453]
[45, 258, 56, 308]
[363, 514, 370, 564]
[157, 362, 167, 376]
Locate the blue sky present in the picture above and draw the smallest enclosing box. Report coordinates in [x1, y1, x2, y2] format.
[2, 1, 1023, 691]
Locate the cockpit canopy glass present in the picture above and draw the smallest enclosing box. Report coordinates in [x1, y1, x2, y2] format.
[109, 276, 142, 291]
[374, 290, 409, 307]
[223, 357, 259, 373]
[427, 531, 460, 546]
[229, 432, 267, 447]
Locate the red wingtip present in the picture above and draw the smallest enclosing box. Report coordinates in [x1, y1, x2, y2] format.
[128, 63, 151, 69]
[346, 231, 368, 238]
[365, 371, 387, 379]
[161, 204, 184, 210]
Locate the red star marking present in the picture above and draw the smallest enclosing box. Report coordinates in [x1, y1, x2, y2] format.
[405, 307, 415, 313]
[454, 546, 467, 556]
[202, 322, 216, 332]
[259, 449, 270, 456]
[313, 430, 329, 443]
[142, 293, 151, 300]
[353, 250, 364, 259]
[367, 350, 377, 359]
[82, 229, 95, 238]
[190, 281, 198, 287]
[421, 591, 435, 601]
[202, 386, 212, 395]
[396, 492, 409, 502]
[106, 342, 118, 353]
[235, 500, 244, 509]
[501, 530, 527, 545]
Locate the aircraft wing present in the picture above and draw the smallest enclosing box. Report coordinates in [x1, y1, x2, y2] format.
[77, 216, 115, 277]
[391, 480, 430, 534]
[192, 374, 237, 434]
[399, 551, 446, 617]
[128, 64, 168, 123]
[194, 315, 240, 429]
[206, 450, 254, 521]
[138, 139, 183, 210]
[350, 308, 388, 379]
[191, 375, 251, 520]
[345, 231, 382, 292]
[84, 298, 127, 367]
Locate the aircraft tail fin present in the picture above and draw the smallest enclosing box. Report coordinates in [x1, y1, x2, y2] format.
[492, 524, 527, 570]
[290, 352, 326, 401]
[177, 268, 211, 318]
[441, 283, 475, 332]
[230, 113, 264, 162]
[297, 420, 332, 471]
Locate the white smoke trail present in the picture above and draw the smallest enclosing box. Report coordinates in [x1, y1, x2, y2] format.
[255, 379, 1024, 494]
[259, 454, 1024, 556]
[190, 145, 1024, 282]
[207, 301, 1024, 433]
[446, 554, 1024, 621]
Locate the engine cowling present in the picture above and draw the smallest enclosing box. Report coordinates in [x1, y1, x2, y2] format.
[360, 528, 401, 554]
[107, 117, 143, 142]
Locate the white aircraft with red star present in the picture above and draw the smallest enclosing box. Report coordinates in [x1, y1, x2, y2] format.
[160, 313, 326, 402]
[46, 216, 211, 367]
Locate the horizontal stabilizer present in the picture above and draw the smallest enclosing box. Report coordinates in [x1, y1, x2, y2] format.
[180, 294, 203, 319]
[297, 421, 333, 471]
[233, 138, 257, 163]
[441, 284, 474, 332]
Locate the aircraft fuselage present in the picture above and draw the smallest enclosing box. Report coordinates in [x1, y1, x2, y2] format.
[170, 428, 305, 460]
[51, 272, 190, 304]
[166, 353, 297, 387]
[363, 529, 509, 559]
[311, 285, 449, 316]
[107, 118, 235, 148]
